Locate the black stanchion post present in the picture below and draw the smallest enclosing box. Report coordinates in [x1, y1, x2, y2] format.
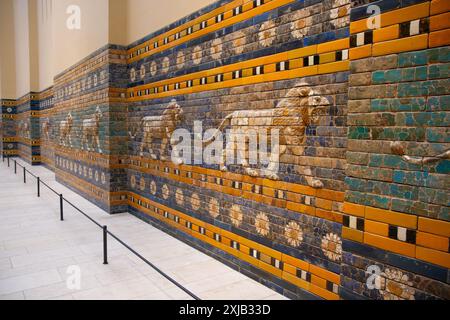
[7, 157, 10, 167]
[59, 194, 64, 221]
[37, 177, 40, 197]
[103, 226, 108, 265]
[14, 160, 17, 174]
[23, 167, 26, 183]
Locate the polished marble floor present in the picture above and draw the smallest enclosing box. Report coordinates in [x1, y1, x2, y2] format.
[0, 158, 287, 300]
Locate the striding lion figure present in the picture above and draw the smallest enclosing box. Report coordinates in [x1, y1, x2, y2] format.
[130, 99, 184, 161]
[59, 112, 73, 147]
[81, 106, 104, 153]
[203, 83, 329, 187]
[18, 120, 30, 139]
[41, 119, 51, 141]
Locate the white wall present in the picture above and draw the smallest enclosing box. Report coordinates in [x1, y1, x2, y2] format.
[52, 0, 109, 75]
[13, 0, 32, 97]
[37, 0, 54, 91]
[0, 0, 17, 99]
[125, 0, 216, 45]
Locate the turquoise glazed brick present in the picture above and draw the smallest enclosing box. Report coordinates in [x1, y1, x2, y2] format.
[364, 193, 391, 209]
[419, 188, 450, 207]
[372, 67, 427, 84]
[371, 127, 425, 141]
[371, 98, 426, 112]
[435, 160, 450, 175]
[426, 128, 450, 143]
[398, 82, 429, 97]
[396, 112, 449, 126]
[428, 63, 450, 79]
[427, 95, 450, 111]
[393, 170, 429, 186]
[428, 46, 450, 64]
[348, 126, 370, 139]
[345, 177, 368, 192]
[398, 50, 428, 67]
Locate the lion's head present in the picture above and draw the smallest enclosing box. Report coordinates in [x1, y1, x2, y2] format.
[163, 99, 184, 124]
[277, 83, 330, 126]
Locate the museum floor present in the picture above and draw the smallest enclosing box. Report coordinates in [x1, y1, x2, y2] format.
[0, 158, 286, 300]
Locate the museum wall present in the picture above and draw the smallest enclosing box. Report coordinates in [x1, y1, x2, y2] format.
[0, 0, 449, 300]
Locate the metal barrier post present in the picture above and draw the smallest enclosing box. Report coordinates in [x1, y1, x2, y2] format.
[14, 160, 17, 174]
[23, 167, 26, 183]
[103, 226, 108, 265]
[7, 157, 10, 167]
[60, 194, 64, 221]
[37, 177, 40, 197]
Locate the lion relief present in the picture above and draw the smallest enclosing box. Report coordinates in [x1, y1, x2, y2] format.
[129, 99, 184, 162]
[203, 83, 329, 188]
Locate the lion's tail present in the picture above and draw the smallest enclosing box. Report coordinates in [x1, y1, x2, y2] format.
[202, 114, 232, 145]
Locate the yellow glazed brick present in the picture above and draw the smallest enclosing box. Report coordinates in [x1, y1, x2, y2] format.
[309, 264, 340, 284]
[317, 38, 349, 54]
[365, 220, 389, 237]
[242, 68, 253, 77]
[311, 274, 327, 289]
[373, 24, 400, 43]
[316, 189, 345, 202]
[281, 254, 309, 271]
[316, 198, 333, 211]
[318, 60, 349, 74]
[319, 52, 337, 64]
[282, 272, 311, 291]
[431, 0, 450, 15]
[310, 284, 340, 300]
[349, 45, 372, 60]
[418, 217, 450, 237]
[289, 58, 303, 69]
[365, 206, 417, 229]
[364, 233, 416, 258]
[315, 209, 335, 222]
[287, 45, 317, 59]
[242, 1, 254, 12]
[254, 243, 282, 261]
[379, 2, 430, 28]
[283, 263, 297, 276]
[372, 34, 428, 56]
[430, 12, 450, 31]
[416, 246, 450, 269]
[429, 29, 450, 47]
[342, 227, 364, 243]
[416, 232, 449, 252]
[259, 261, 282, 278]
[342, 202, 365, 217]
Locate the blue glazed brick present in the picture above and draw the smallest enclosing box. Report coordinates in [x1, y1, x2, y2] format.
[350, 0, 400, 22]
[343, 240, 448, 283]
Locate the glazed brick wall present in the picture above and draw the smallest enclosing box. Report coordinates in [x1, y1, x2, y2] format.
[1, 0, 449, 300]
[38, 88, 55, 170]
[51, 45, 129, 213]
[342, 0, 450, 300]
[1, 100, 18, 158]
